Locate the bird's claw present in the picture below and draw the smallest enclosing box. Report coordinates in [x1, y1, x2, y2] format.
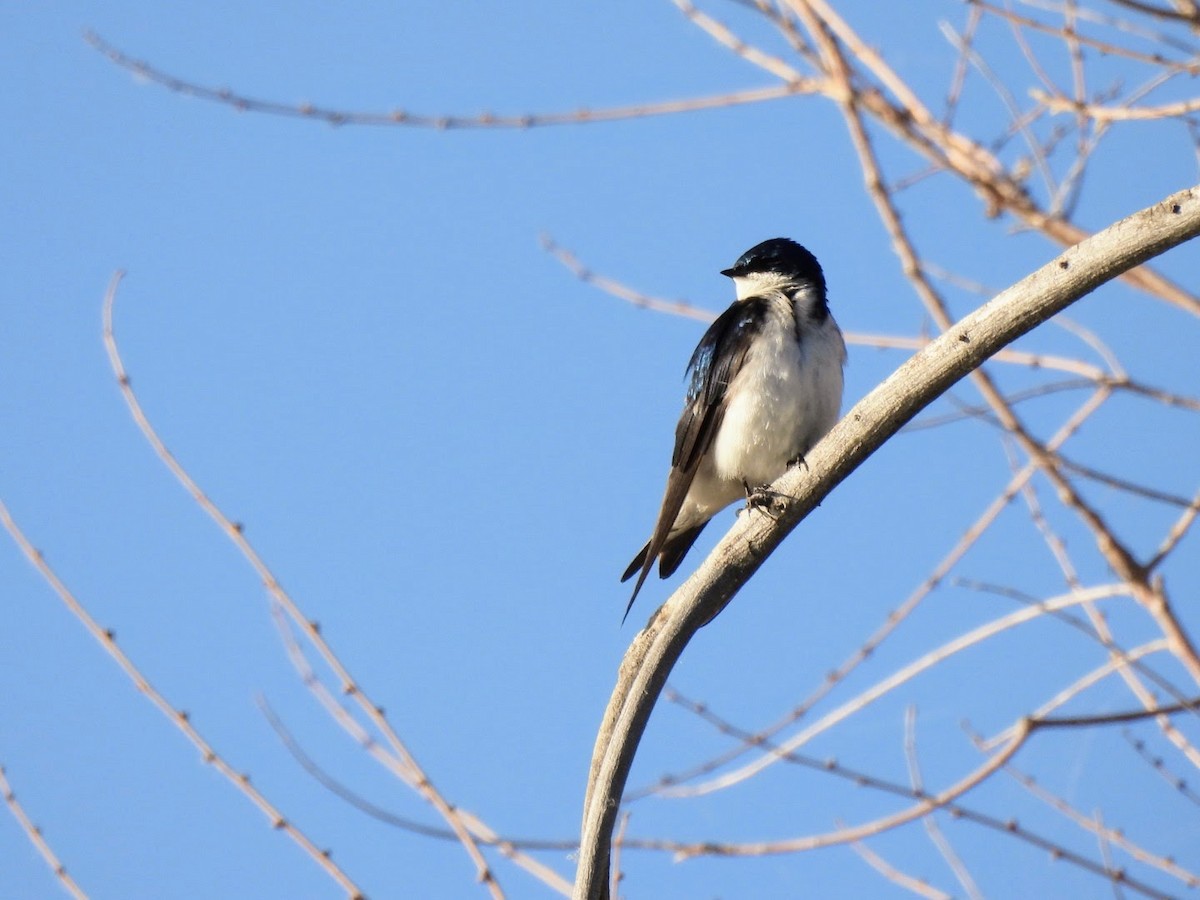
[743, 481, 787, 519]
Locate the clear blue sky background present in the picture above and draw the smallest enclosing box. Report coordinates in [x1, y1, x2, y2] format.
[3, 3, 1199, 898]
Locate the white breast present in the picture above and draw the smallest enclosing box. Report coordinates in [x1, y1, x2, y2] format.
[711, 291, 845, 487]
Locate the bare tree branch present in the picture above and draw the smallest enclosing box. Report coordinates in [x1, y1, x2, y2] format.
[0, 765, 88, 900]
[101, 273, 505, 898]
[0, 499, 366, 899]
[83, 30, 801, 130]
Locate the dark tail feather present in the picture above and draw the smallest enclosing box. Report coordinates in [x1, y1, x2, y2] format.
[657, 522, 708, 579]
[621, 543, 649, 583]
[622, 568, 653, 623]
[621, 541, 654, 624]
[619, 520, 709, 623]
[621, 467, 699, 623]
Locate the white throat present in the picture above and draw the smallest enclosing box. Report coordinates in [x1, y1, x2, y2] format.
[729, 270, 802, 300]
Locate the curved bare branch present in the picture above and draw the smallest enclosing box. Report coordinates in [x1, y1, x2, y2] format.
[572, 184, 1200, 899]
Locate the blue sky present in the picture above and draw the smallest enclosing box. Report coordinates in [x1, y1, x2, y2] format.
[3, 3, 1199, 898]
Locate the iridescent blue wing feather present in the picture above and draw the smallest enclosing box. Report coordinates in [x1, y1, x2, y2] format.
[673, 298, 768, 473]
[622, 298, 769, 620]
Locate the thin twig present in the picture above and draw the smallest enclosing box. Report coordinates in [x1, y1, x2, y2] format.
[650, 687, 1187, 895]
[1000, 760, 1200, 887]
[847, 831, 953, 900]
[84, 30, 798, 130]
[904, 708, 985, 900]
[1123, 730, 1200, 805]
[100, 272, 504, 898]
[662, 586, 1129, 798]
[0, 501, 365, 898]
[0, 765, 88, 900]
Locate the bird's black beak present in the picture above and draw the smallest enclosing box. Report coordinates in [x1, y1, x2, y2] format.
[720, 267, 738, 278]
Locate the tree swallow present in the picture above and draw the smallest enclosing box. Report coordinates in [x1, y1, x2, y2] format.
[621, 238, 846, 620]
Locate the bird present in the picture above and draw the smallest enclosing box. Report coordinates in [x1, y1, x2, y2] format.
[621, 238, 846, 621]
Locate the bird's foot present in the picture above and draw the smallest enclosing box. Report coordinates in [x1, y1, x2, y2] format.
[743, 481, 787, 519]
[787, 454, 809, 471]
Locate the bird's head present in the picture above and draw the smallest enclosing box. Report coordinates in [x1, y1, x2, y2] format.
[721, 238, 825, 300]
